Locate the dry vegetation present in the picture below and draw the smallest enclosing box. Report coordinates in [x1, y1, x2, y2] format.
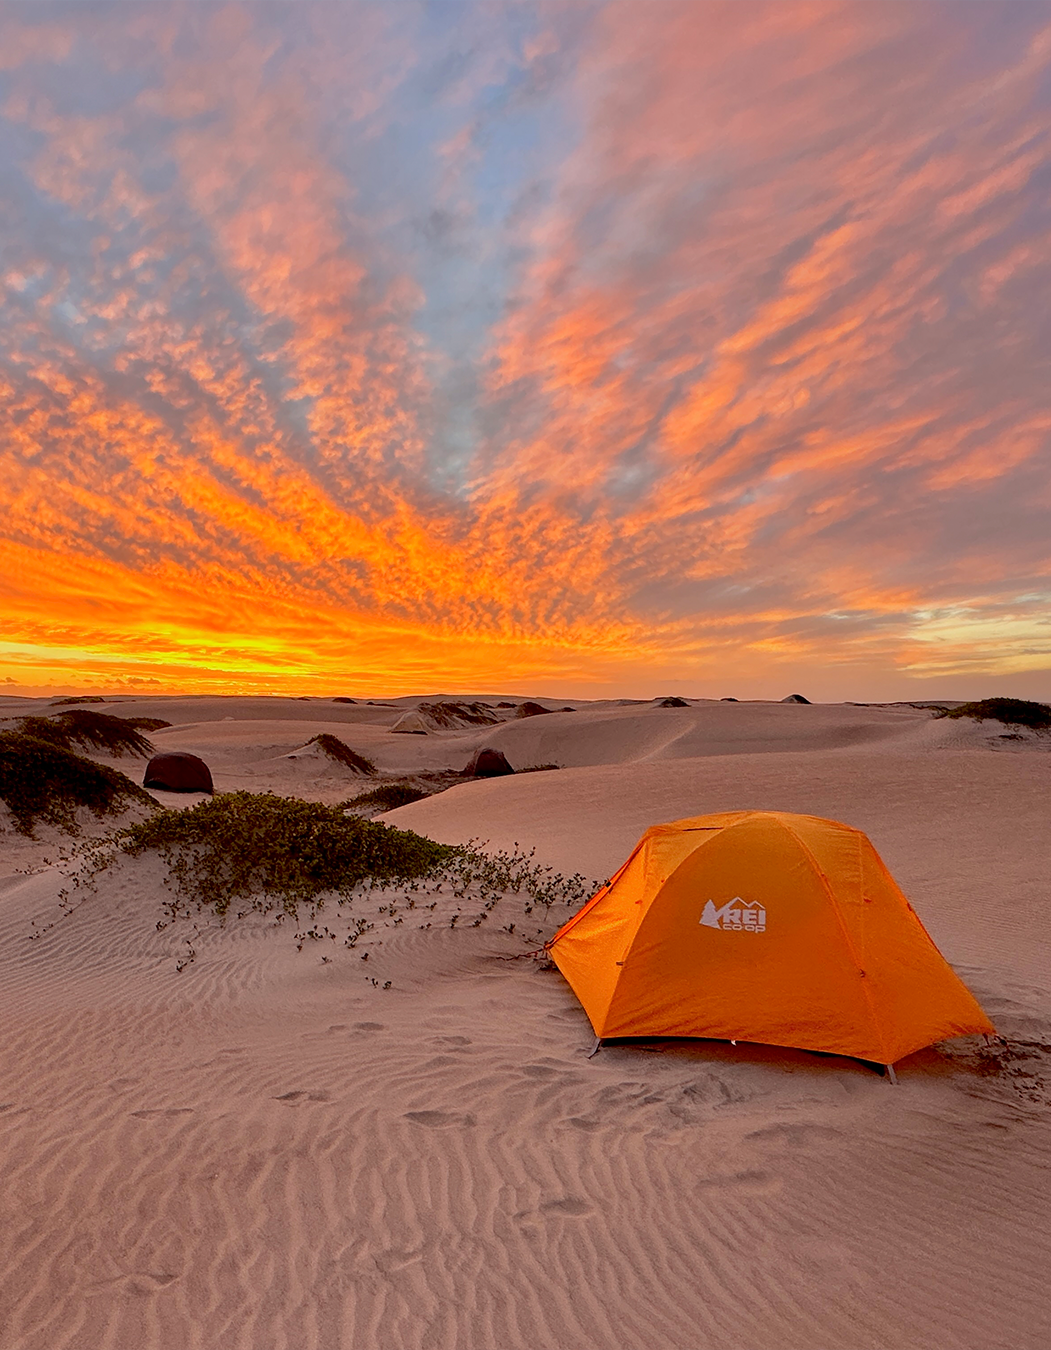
[0, 732, 157, 835]
[304, 733, 377, 774]
[16, 709, 156, 757]
[938, 697, 1051, 729]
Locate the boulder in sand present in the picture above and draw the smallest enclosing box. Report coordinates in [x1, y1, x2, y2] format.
[781, 693, 811, 704]
[464, 748, 514, 778]
[515, 701, 553, 718]
[143, 752, 214, 793]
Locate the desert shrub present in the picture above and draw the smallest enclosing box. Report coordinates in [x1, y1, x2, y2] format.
[51, 793, 601, 965]
[306, 734, 376, 774]
[440, 841, 594, 912]
[416, 701, 499, 727]
[113, 791, 451, 918]
[517, 763, 562, 773]
[938, 698, 1051, 730]
[16, 710, 155, 757]
[124, 717, 172, 732]
[0, 732, 157, 835]
[50, 695, 106, 705]
[346, 782, 428, 810]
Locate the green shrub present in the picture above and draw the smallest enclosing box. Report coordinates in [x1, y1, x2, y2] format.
[306, 734, 376, 774]
[115, 791, 451, 917]
[518, 763, 562, 773]
[939, 697, 1051, 730]
[16, 709, 155, 757]
[345, 782, 428, 810]
[0, 732, 157, 835]
[53, 793, 600, 964]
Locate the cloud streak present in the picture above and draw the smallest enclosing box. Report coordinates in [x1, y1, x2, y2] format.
[1, 1, 1050, 696]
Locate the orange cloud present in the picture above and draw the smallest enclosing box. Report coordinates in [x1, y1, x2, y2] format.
[1, 2, 1050, 698]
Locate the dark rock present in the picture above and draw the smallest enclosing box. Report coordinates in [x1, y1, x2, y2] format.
[464, 748, 515, 778]
[143, 751, 214, 793]
[721, 697, 738, 702]
[332, 697, 357, 703]
[781, 694, 811, 704]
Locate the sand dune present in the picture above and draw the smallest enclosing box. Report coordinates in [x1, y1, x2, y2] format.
[1, 696, 1049, 1349]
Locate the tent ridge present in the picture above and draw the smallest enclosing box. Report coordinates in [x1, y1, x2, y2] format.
[773, 815, 892, 1064]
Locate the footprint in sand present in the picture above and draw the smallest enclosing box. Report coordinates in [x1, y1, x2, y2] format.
[354, 1022, 385, 1031]
[273, 1091, 331, 1104]
[539, 1197, 593, 1216]
[114, 1271, 179, 1296]
[521, 1063, 558, 1078]
[564, 1116, 603, 1131]
[745, 1122, 841, 1147]
[404, 1110, 475, 1128]
[695, 1169, 781, 1196]
[130, 1108, 195, 1119]
[431, 1035, 472, 1047]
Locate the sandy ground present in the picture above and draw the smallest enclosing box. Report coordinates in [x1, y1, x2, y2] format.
[1, 694, 1049, 1349]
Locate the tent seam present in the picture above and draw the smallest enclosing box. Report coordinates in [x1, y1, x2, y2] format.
[778, 816, 892, 1064]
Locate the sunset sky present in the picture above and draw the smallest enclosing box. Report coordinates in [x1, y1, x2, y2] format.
[2, 0, 1051, 700]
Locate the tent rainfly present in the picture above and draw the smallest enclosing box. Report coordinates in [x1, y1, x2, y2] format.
[547, 810, 993, 1072]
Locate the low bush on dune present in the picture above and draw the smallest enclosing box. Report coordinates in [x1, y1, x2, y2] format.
[937, 697, 1051, 730]
[109, 791, 449, 916]
[0, 731, 157, 835]
[16, 709, 156, 757]
[58, 791, 596, 963]
[345, 782, 428, 810]
[518, 763, 562, 773]
[123, 717, 172, 732]
[305, 734, 377, 774]
[416, 701, 499, 728]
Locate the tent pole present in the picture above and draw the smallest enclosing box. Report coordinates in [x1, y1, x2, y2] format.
[587, 1037, 602, 1059]
[884, 1063, 898, 1084]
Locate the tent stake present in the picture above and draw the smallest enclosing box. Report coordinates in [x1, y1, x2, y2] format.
[885, 1063, 898, 1084]
[587, 1037, 602, 1059]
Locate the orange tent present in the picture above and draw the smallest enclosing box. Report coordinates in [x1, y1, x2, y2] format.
[548, 810, 993, 1068]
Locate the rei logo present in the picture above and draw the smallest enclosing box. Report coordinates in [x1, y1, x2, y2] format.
[700, 897, 767, 932]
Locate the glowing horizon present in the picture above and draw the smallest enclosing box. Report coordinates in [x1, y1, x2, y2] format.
[2, 1, 1050, 702]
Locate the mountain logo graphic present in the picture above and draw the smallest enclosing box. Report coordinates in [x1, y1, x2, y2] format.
[700, 897, 766, 932]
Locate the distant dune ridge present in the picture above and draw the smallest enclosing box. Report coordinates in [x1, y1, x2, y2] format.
[0, 691, 1049, 1350]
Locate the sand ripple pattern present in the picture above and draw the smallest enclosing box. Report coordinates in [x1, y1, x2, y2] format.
[1, 858, 1050, 1349]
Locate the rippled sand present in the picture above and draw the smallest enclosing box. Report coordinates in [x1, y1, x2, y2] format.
[1, 694, 1049, 1349]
